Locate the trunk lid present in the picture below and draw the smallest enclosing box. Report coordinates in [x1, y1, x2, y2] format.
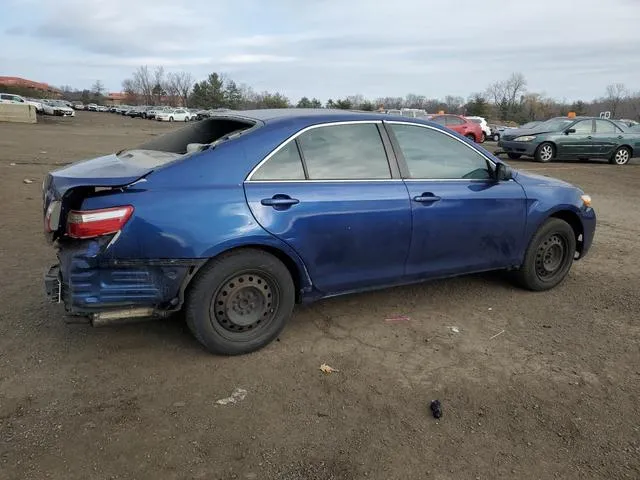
[43, 150, 181, 238]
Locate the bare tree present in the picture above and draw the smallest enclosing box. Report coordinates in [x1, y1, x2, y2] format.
[604, 83, 628, 117]
[167, 71, 194, 107]
[443, 95, 464, 113]
[486, 72, 527, 120]
[132, 66, 153, 104]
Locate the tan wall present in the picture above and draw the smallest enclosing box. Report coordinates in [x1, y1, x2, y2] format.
[0, 103, 37, 123]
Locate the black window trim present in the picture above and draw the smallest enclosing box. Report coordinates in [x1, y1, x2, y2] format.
[383, 120, 501, 182]
[245, 120, 403, 183]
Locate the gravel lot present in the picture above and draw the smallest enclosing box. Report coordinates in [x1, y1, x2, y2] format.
[1, 112, 639, 480]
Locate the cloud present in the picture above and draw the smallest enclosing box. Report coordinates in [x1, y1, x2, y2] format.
[1, 0, 639, 100]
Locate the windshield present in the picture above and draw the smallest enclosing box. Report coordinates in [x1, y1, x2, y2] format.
[520, 121, 540, 129]
[533, 118, 573, 131]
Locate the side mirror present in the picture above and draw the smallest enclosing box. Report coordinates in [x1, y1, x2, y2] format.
[495, 162, 513, 181]
[565, 128, 576, 135]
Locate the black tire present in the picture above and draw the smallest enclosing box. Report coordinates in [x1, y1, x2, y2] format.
[465, 133, 476, 142]
[185, 249, 295, 355]
[534, 142, 555, 163]
[481, 132, 487, 143]
[514, 218, 576, 291]
[169, 116, 174, 122]
[609, 146, 631, 165]
[493, 133, 500, 142]
[507, 153, 521, 159]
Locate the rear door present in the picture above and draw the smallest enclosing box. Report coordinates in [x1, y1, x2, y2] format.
[593, 119, 624, 157]
[444, 115, 466, 135]
[385, 121, 527, 278]
[244, 121, 412, 294]
[556, 119, 594, 157]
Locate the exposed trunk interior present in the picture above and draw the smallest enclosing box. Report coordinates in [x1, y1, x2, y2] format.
[133, 117, 256, 154]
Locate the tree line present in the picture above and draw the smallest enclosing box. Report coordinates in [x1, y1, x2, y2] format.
[56, 67, 640, 123]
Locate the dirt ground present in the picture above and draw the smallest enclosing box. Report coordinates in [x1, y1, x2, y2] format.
[0, 112, 638, 480]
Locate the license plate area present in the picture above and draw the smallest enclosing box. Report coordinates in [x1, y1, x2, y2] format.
[44, 265, 62, 303]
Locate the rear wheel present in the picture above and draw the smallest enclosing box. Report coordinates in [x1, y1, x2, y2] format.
[185, 249, 295, 355]
[184, 116, 189, 122]
[169, 116, 174, 122]
[609, 146, 631, 165]
[481, 132, 487, 143]
[535, 142, 555, 163]
[465, 133, 476, 142]
[493, 133, 500, 142]
[507, 152, 521, 159]
[514, 218, 576, 291]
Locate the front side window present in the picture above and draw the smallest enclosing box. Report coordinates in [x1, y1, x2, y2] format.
[390, 124, 491, 180]
[297, 123, 391, 180]
[251, 141, 305, 181]
[571, 120, 593, 134]
[430, 116, 446, 126]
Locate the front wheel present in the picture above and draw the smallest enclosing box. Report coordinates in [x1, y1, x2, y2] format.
[169, 116, 174, 122]
[185, 249, 295, 355]
[610, 146, 631, 165]
[535, 142, 555, 163]
[514, 218, 576, 291]
[493, 133, 500, 142]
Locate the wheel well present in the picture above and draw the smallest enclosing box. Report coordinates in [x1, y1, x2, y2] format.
[538, 141, 556, 153]
[183, 245, 305, 305]
[619, 144, 633, 156]
[550, 210, 584, 255]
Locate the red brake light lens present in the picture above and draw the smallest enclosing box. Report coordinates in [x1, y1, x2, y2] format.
[66, 206, 134, 239]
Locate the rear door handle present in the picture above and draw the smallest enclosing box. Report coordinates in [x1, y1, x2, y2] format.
[618, 135, 624, 139]
[261, 195, 299, 208]
[413, 193, 441, 203]
[587, 136, 593, 139]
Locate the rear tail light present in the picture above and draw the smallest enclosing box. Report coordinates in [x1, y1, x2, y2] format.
[66, 206, 134, 239]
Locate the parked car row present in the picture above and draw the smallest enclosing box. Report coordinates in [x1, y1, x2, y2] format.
[497, 116, 640, 165]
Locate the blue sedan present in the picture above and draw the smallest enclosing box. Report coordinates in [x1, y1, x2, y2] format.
[43, 109, 596, 355]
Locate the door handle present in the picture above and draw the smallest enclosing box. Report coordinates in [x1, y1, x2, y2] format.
[261, 195, 299, 208]
[618, 135, 624, 139]
[587, 136, 593, 139]
[413, 193, 441, 203]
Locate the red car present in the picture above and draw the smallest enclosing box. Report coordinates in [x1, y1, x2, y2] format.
[428, 114, 484, 143]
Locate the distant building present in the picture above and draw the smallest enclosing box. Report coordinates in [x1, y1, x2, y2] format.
[105, 92, 127, 105]
[0, 76, 62, 97]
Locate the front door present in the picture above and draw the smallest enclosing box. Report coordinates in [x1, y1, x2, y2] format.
[556, 119, 594, 157]
[385, 122, 528, 278]
[592, 119, 624, 157]
[244, 121, 412, 294]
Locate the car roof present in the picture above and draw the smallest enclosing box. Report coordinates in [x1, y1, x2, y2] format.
[225, 108, 394, 123]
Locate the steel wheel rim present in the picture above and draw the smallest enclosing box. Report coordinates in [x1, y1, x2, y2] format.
[540, 145, 553, 161]
[615, 149, 629, 164]
[210, 271, 279, 341]
[535, 234, 568, 280]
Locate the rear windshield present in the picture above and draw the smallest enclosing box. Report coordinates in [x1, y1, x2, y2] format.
[133, 117, 256, 155]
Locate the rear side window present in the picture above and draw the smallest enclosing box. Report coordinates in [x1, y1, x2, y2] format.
[446, 116, 464, 126]
[252, 142, 305, 180]
[430, 116, 446, 126]
[297, 123, 391, 180]
[595, 120, 620, 134]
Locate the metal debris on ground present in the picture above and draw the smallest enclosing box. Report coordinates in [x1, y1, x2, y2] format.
[489, 329, 505, 340]
[215, 387, 248, 405]
[23, 178, 33, 184]
[430, 400, 442, 419]
[385, 315, 410, 323]
[320, 363, 339, 374]
[448, 326, 460, 334]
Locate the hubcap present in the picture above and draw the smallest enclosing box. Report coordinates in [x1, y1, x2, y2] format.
[615, 149, 629, 164]
[535, 234, 567, 279]
[210, 272, 278, 336]
[540, 145, 553, 161]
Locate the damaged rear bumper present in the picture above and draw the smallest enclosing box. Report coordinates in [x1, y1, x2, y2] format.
[44, 239, 204, 322]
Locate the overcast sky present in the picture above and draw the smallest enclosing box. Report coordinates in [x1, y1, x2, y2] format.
[2, 0, 640, 101]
